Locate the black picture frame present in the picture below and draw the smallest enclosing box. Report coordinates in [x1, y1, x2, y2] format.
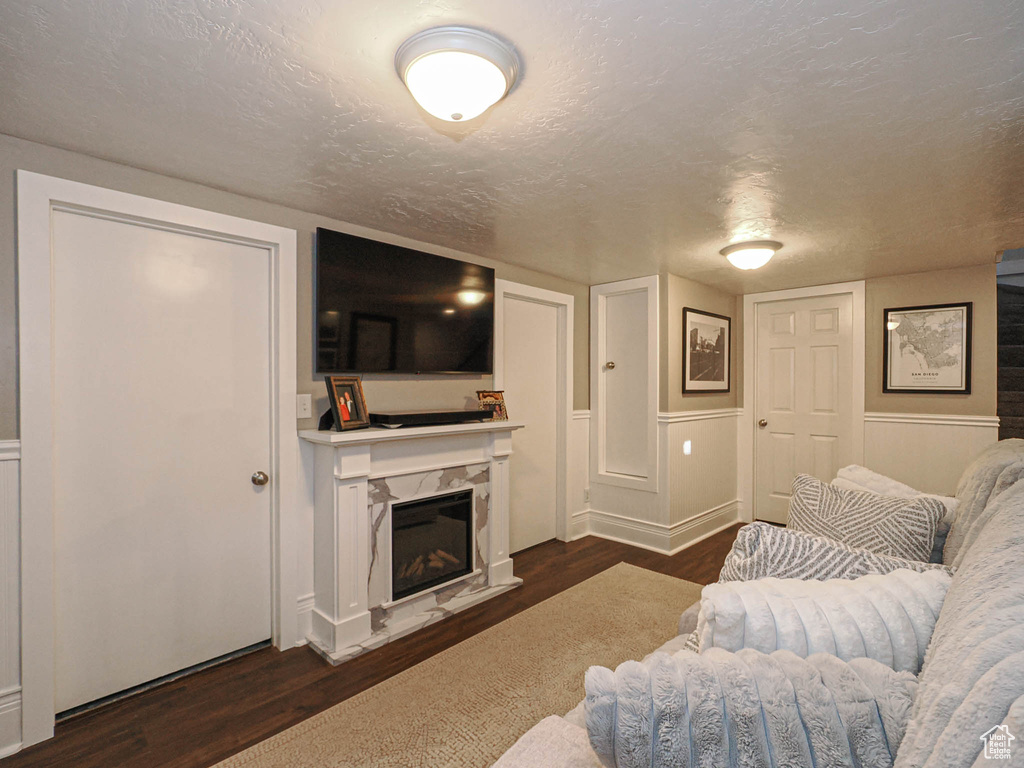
[882, 302, 972, 394]
[325, 375, 371, 431]
[682, 307, 731, 393]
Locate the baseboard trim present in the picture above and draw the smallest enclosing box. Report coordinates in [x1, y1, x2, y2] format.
[864, 412, 1000, 428]
[572, 410, 591, 421]
[569, 509, 592, 540]
[0, 441, 20, 462]
[576, 499, 740, 555]
[295, 593, 315, 648]
[0, 688, 22, 758]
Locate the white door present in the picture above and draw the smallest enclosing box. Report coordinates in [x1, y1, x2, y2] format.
[51, 209, 273, 712]
[591, 277, 659, 491]
[604, 291, 650, 477]
[754, 293, 855, 523]
[503, 296, 559, 552]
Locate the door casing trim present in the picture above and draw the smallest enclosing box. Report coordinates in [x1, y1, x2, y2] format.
[739, 281, 865, 522]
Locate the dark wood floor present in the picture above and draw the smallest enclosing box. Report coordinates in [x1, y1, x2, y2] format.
[3, 526, 741, 768]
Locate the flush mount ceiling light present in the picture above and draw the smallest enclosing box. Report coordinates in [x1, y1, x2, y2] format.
[396, 26, 519, 122]
[720, 240, 782, 270]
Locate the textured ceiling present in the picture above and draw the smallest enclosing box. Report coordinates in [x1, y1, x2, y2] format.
[1, 0, 1022, 292]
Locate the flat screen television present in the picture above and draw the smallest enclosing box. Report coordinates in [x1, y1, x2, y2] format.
[314, 227, 494, 374]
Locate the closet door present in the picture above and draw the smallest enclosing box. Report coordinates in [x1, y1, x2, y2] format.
[591, 276, 659, 491]
[50, 208, 273, 713]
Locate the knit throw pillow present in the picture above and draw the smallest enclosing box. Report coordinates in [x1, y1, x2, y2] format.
[718, 522, 953, 584]
[788, 474, 944, 562]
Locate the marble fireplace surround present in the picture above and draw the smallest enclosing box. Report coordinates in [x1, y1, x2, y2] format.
[300, 421, 525, 665]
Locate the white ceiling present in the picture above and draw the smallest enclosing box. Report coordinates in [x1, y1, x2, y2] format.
[1, 0, 1022, 292]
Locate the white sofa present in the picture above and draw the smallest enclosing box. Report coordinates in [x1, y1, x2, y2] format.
[494, 439, 1024, 768]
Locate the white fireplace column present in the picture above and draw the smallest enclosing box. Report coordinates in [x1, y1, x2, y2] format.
[310, 441, 372, 653]
[300, 421, 525, 664]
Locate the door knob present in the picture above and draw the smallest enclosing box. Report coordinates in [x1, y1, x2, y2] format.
[251, 471, 270, 486]
[758, 419, 768, 428]
[606, 361, 616, 369]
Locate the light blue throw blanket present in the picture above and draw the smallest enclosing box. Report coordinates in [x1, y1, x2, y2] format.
[585, 648, 917, 768]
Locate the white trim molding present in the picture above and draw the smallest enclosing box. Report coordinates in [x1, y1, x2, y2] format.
[864, 412, 1000, 428]
[296, 593, 315, 648]
[658, 408, 743, 424]
[740, 280, 866, 523]
[585, 500, 740, 555]
[590, 275, 660, 493]
[15, 171, 299, 748]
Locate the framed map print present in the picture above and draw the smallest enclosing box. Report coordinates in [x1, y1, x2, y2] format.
[883, 302, 972, 394]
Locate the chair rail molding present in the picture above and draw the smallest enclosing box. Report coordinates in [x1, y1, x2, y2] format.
[864, 412, 1000, 427]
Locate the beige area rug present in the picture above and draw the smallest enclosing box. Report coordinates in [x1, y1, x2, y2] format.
[215, 563, 703, 768]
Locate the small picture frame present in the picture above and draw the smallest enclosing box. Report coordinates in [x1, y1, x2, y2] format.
[682, 308, 731, 393]
[325, 375, 370, 430]
[477, 390, 508, 421]
[883, 302, 972, 394]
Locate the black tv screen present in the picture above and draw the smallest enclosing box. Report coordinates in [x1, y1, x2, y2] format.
[314, 228, 494, 374]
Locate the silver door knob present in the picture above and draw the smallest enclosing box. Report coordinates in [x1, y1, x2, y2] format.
[606, 361, 616, 369]
[758, 419, 768, 428]
[251, 471, 270, 486]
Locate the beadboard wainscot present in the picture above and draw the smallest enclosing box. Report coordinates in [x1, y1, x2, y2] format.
[575, 409, 741, 554]
[0, 441, 21, 757]
[299, 421, 525, 665]
[863, 412, 1000, 495]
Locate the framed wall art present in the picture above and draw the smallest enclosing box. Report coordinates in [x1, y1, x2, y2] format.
[325, 375, 370, 430]
[682, 307, 731, 393]
[476, 390, 508, 420]
[883, 302, 972, 394]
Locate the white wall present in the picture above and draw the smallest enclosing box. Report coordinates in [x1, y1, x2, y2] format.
[0, 441, 21, 756]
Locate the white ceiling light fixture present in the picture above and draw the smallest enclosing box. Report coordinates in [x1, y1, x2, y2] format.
[396, 26, 519, 122]
[720, 240, 782, 270]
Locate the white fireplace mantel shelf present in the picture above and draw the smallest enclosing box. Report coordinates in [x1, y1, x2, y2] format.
[299, 419, 525, 446]
[300, 420, 525, 665]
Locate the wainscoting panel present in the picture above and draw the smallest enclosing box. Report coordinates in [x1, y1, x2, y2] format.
[568, 411, 591, 540]
[661, 410, 740, 527]
[0, 441, 21, 757]
[864, 413, 1000, 495]
[580, 410, 741, 553]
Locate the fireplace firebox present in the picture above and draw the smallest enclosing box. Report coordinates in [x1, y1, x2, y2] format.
[391, 489, 473, 601]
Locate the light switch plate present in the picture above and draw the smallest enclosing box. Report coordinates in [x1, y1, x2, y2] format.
[296, 393, 313, 419]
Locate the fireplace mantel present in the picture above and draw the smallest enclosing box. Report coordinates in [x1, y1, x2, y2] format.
[299, 420, 525, 664]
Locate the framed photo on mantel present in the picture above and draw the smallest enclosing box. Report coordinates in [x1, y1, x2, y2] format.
[325, 375, 370, 430]
[682, 307, 731, 393]
[883, 302, 972, 394]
